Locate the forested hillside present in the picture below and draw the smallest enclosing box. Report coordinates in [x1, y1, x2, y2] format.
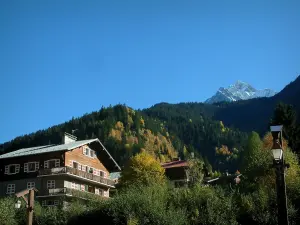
[0, 103, 247, 172]
[1, 76, 299, 173]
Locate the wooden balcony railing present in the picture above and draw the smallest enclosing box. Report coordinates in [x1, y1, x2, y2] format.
[39, 188, 104, 200]
[38, 166, 115, 187]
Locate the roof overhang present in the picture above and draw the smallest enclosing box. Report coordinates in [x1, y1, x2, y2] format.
[86, 139, 121, 172]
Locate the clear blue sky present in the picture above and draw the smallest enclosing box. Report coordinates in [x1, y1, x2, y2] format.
[0, 0, 299, 143]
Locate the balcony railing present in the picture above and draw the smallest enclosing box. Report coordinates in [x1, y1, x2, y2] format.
[38, 166, 115, 187]
[39, 188, 105, 200]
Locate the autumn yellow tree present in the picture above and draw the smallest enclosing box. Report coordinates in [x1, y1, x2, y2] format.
[119, 151, 165, 187]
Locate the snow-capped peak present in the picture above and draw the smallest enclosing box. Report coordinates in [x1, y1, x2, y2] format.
[205, 81, 276, 104]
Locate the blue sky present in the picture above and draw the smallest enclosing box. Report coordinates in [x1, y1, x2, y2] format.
[0, 0, 299, 143]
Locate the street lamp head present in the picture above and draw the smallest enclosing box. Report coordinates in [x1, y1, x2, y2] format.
[15, 200, 21, 209]
[270, 125, 284, 150]
[272, 149, 283, 163]
[270, 125, 283, 132]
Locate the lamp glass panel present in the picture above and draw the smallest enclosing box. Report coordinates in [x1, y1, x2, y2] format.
[272, 149, 283, 161]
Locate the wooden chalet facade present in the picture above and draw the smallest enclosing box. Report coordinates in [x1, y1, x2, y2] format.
[0, 133, 120, 207]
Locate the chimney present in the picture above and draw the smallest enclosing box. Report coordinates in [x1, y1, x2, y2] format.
[63, 132, 77, 144]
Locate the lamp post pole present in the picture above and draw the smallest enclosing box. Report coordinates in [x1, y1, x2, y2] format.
[27, 189, 34, 225]
[271, 125, 289, 225]
[15, 188, 37, 225]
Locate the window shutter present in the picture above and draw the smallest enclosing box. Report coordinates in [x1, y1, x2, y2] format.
[81, 165, 86, 172]
[69, 160, 73, 167]
[71, 182, 75, 189]
[24, 163, 28, 173]
[104, 172, 107, 178]
[15, 165, 20, 173]
[55, 159, 60, 167]
[96, 170, 100, 176]
[35, 162, 39, 171]
[78, 163, 81, 170]
[93, 169, 97, 175]
[4, 166, 9, 174]
[44, 161, 49, 169]
[83, 147, 86, 155]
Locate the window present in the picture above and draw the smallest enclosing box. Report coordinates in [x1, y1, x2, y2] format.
[44, 159, 60, 169]
[83, 147, 90, 156]
[42, 200, 59, 206]
[83, 147, 96, 158]
[27, 182, 35, 189]
[73, 161, 78, 169]
[90, 150, 95, 158]
[4, 164, 20, 175]
[47, 180, 55, 189]
[24, 162, 39, 173]
[100, 171, 104, 177]
[7, 184, 15, 194]
[95, 188, 103, 195]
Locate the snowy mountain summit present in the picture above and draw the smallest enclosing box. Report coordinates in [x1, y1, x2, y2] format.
[205, 81, 276, 104]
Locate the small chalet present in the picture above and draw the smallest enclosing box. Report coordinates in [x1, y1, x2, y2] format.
[0, 133, 120, 207]
[162, 158, 189, 187]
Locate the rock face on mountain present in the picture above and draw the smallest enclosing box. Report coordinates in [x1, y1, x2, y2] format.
[205, 81, 276, 104]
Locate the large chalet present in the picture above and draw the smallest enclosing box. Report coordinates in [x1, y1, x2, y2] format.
[0, 133, 120, 207]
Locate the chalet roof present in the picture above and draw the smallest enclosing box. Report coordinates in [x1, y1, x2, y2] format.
[161, 160, 188, 169]
[0, 139, 121, 171]
[109, 172, 121, 180]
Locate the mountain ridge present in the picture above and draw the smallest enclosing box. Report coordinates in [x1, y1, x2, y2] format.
[205, 80, 276, 104]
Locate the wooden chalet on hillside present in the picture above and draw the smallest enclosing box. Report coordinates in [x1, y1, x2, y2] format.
[0, 133, 120, 207]
[162, 159, 189, 187]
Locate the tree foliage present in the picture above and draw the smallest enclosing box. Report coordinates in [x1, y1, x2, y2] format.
[119, 152, 165, 187]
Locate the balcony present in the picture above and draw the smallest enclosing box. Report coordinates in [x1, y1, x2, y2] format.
[37, 188, 105, 201]
[38, 166, 115, 187]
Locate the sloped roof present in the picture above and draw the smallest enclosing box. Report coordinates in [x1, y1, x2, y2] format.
[109, 172, 121, 180]
[161, 160, 188, 169]
[0, 139, 98, 159]
[0, 139, 121, 171]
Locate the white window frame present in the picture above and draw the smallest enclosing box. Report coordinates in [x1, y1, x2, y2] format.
[7, 184, 15, 194]
[83, 147, 96, 158]
[27, 182, 35, 189]
[5, 164, 20, 175]
[44, 159, 60, 169]
[47, 180, 55, 189]
[24, 162, 39, 173]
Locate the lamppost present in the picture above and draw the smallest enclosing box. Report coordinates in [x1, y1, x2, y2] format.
[15, 188, 38, 225]
[270, 125, 289, 225]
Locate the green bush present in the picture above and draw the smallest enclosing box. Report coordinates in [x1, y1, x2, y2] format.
[0, 197, 18, 225]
